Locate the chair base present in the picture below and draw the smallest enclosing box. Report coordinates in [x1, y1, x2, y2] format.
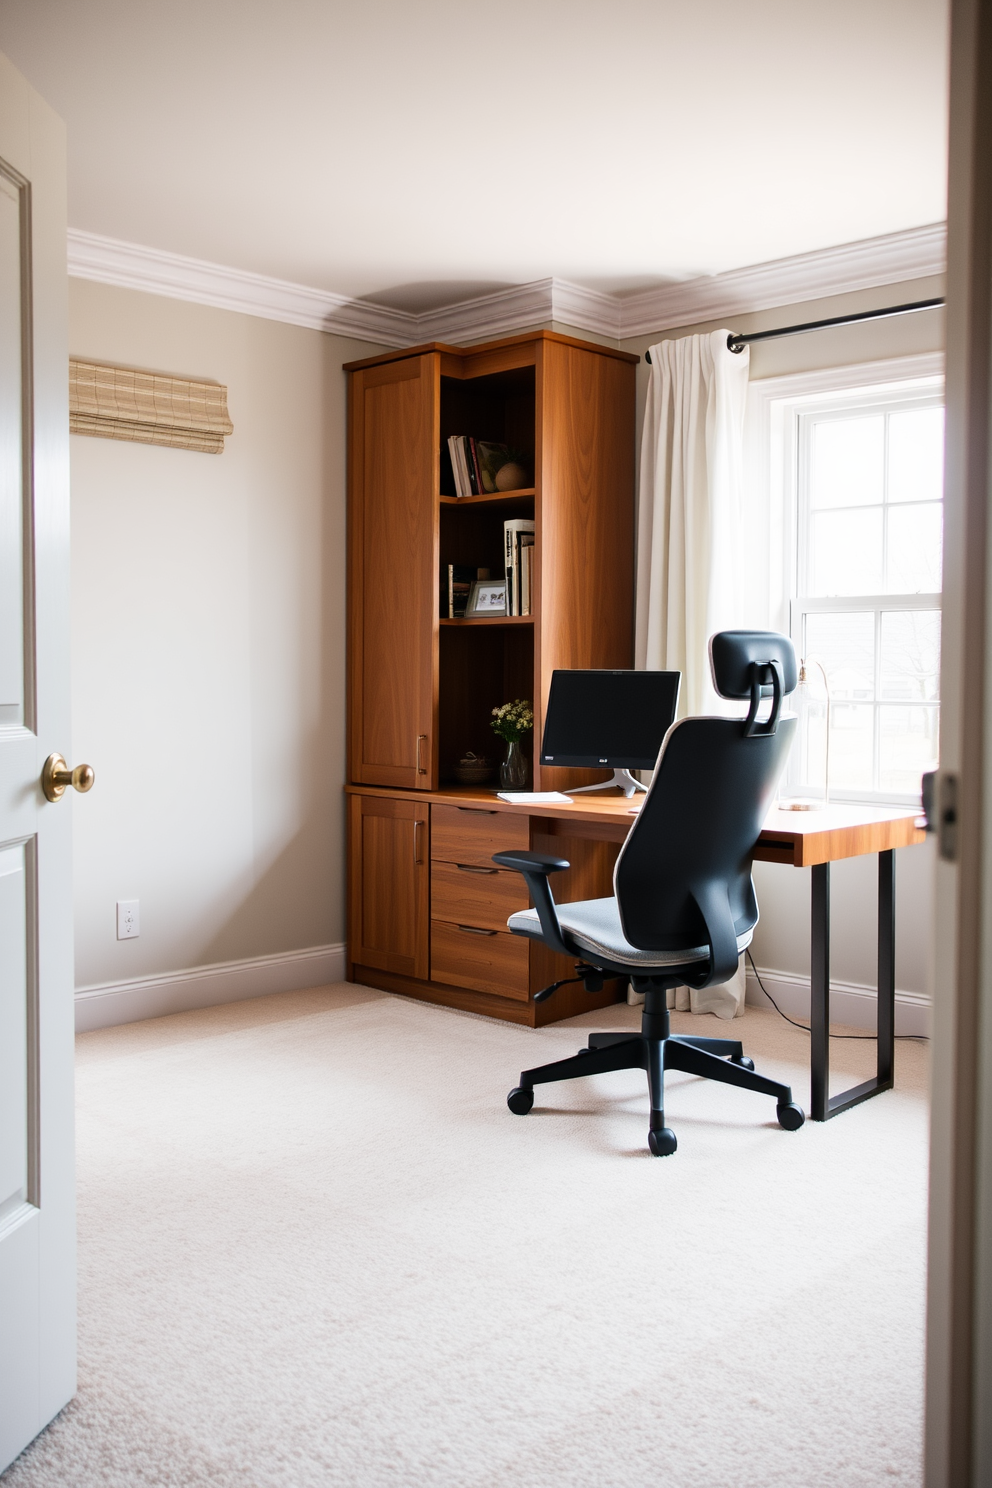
[507, 994, 804, 1154]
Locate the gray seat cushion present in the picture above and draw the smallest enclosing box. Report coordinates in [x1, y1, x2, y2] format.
[507, 897, 752, 970]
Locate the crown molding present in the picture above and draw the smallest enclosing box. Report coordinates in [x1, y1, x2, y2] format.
[618, 222, 947, 341]
[549, 279, 622, 338]
[66, 229, 417, 346]
[67, 221, 947, 351]
[421, 278, 556, 343]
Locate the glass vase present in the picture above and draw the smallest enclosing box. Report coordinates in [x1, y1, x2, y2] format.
[499, 738, 530, 791]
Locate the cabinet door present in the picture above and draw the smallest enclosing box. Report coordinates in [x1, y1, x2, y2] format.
[349, 354, 437, 789]
[349, 794, 429, 980]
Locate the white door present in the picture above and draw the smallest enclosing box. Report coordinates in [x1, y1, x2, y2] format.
[0, 52, 78, 1472]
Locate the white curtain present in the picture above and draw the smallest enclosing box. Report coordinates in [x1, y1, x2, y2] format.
[634, 329, 750, 1019]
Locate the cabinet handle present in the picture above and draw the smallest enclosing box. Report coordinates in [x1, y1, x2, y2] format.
[456, 924, 497, 936]
[416, 735, 428, 775]
[456, 863, 498, 875]
[414, 820, 425, 864]
[456, 807, 497, 815]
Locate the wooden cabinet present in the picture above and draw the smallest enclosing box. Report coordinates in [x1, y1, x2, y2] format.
[345, 331, 638, 1023]
[348, 793, 429, 979]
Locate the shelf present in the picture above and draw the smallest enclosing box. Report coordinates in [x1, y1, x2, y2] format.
[439, 616, 535, 626]
[439, 488, 535, 506]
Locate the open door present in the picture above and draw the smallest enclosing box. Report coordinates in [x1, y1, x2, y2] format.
[0, 51, 77, 1471]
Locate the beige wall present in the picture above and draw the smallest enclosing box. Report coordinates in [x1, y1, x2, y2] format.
[621, 276, 945, 1003]
[68, 278, 386, 990]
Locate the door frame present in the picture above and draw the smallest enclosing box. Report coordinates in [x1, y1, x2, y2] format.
[925, 0, 992, 1481]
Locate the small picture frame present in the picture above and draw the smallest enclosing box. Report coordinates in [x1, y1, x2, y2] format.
[465, 577, 507, 617]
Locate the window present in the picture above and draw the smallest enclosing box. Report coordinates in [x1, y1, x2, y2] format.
[791, 380, 943, 804]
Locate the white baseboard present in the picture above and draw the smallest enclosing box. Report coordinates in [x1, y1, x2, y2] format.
[74, 943, 347, 1033]
[745, 965, 931, 1038]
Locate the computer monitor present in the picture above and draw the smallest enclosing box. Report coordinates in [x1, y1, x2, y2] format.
[539, 669, 681, 796]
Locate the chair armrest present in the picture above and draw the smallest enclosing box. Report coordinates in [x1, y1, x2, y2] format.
[492, 851, 573, 958]
[491, 850, 569, 874]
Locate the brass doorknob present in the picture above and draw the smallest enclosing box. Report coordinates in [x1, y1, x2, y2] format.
[42, 753, 95, 802]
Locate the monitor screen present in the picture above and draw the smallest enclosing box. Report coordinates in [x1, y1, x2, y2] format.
[540, 670, 681, 770]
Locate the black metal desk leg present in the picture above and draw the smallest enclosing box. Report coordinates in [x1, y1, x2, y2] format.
[810, 863, 830, 1121]
[812, 849, 897, 1120]
[877, 850, 895, 1088]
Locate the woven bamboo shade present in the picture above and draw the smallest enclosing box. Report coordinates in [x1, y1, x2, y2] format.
[69, 359, 234, 454]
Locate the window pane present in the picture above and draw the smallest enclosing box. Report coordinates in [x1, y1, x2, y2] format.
[878, 705, 939, 795]
[804, 611, 875, 790]
[804, 611, 875, 698]
[885, 502, 942, 593]
[811, 508, 882, 595]
[880, 610, 940, 702]
[888, 406, 944, 503]
[811, 415, 885, 509]
[828, 703, 875, 791]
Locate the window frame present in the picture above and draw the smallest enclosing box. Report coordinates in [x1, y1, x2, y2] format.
[744, 353, 944, 808]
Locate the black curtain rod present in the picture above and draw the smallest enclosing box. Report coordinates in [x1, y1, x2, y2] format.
[643, 296, 944, 363]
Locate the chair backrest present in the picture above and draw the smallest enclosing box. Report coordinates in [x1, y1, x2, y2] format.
[613, 631, 797, 956]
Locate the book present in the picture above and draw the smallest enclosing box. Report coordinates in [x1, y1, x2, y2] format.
[442, 564, 490, 618]
[519, 537, 534, 615]
[447, 435, 474, 498]
[503, 519, 536, 615]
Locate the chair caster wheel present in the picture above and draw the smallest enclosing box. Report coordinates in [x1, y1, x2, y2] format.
[507, 1087, 534, 1115]
[777, 1102, 805, 1131]
[732, 1056, 755, 1071]
[648, 1127, 677, 1156]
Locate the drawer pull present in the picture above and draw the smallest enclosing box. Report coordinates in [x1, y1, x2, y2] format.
[455, 863, 498, 875]
[456, 807, 498, 815]
[456, 924, 497, 936]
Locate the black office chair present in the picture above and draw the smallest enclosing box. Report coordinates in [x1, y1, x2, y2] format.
[494, 630, 805, 1156]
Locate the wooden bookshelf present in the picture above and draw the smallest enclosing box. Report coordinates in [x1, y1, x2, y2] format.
[438, 616, 535, 627]
[345, 330, 638, 1022]
[439, 488, 536, 506]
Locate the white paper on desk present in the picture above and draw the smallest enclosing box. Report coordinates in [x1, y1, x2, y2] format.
[496, 791, 574, 804]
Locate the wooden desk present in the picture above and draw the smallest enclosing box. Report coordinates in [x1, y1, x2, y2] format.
[346, 785, 925, 1121]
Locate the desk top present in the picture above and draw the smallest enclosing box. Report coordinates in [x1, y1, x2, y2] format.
[346, 784, 927, 867]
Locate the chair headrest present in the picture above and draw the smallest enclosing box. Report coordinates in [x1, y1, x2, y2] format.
[709, 631, 798, 700]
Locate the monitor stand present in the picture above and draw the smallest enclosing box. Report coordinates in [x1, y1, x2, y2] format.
[568, 769, 647, 798]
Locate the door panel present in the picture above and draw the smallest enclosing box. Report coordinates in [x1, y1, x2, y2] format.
[349, 355, 437, 788]
[0, 165, 25, 728]
[0, 51, 75, 1472]
[0, 842, 33, 1226]
[349, 794, 429, 979]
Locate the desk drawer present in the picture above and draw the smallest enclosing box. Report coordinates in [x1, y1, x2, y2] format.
[431, 860, 528, 932]
[430, 920, 530, 1001]
[431, 803, 529, 867]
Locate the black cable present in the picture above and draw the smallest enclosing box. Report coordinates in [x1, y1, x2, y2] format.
[745, 949, 929, 1043]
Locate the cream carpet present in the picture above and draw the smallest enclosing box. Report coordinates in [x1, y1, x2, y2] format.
[3, 986, 928, 1487]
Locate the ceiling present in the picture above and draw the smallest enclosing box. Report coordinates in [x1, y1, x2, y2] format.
[0, 0, 949, 312]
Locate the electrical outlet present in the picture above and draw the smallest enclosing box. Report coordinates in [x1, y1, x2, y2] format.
[116, 900, 139, 940]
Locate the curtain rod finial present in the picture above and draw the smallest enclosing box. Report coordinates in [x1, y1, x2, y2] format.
[727, 334, 745, 353]
[645, 349, 652, 364]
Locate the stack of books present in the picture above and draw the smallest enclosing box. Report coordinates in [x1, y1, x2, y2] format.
[504, 520, 535, 615]
[446, 437, 521, 497]
[442, 564, 490, 619]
